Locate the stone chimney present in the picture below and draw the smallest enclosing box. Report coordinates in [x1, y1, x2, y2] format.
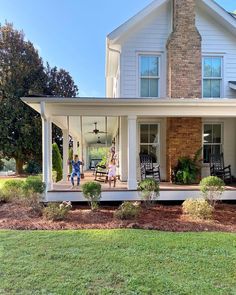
[166, 0, 202, 181]
[166, 0, 202, 98]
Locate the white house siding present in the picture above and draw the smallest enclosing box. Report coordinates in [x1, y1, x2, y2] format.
[201, 118, 236, 178]
[196, 7, 236, 99]
[119, 2, 171, 98]
[117, 3, 236, 99]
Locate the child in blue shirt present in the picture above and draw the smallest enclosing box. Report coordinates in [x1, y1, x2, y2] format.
[68, 155, 83, 188]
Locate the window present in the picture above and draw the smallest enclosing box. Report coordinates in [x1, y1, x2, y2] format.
[140, 55, 160, 98]
[203, 57, 222, 98]
[203, 123, 223, 164]
[140, 124, 160, 163]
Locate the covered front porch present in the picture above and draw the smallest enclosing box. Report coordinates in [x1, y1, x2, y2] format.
[21, 97, 236, 201]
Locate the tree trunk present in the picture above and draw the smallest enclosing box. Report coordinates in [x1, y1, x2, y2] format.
[15, 158, 24, 175]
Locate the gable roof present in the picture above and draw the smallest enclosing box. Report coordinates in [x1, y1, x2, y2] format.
[107, 0, 236, 44]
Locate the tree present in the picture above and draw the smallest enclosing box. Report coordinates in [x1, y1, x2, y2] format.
[0, 23, 79, 174]
[52, 143, 63, 182]
[0, 23, 45, 174]
[44, 63, 78, 97]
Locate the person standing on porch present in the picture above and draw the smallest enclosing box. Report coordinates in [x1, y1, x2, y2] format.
[108, 158, 116, 188]
[68, 155, 83, 188]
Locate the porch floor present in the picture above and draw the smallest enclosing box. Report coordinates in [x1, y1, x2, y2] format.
[51, 171, 236, 192]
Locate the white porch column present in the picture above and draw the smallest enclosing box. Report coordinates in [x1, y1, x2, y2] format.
[73, 138, 78, 156]
[128, 115, 137, 190]
[119, 116, 128, 181]
[62, 129, 69, 181]
[42, 117, 52, 190]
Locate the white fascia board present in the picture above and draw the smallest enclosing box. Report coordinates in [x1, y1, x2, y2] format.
[107, 0, 168, 43]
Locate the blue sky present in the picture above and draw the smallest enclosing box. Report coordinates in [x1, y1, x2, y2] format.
[0, 0, 235, 97]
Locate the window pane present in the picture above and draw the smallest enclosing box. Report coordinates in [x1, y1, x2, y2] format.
[141, 78, 149, 97]
[149, 145, 158, 163]
[204, 58, 212, 77]
[211, 80, 221, 98]
[150, 79, 158, 97]
[212, 58, 221, 77]
[140, 145, 149, 155]
[203, 145, 211, 163]
[149, 57, 158, 76]
[213, 124, 221, 143]
[140, 57, 149, 77]
[204, 124, 213, 143]
[212, 145, 221, 160]
[203, 80, 211, 98]
[140, 125, 149, 143]
[149, 124, 159, 144]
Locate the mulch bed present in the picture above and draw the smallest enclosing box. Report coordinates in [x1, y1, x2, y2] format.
[0, 202, 236, 232]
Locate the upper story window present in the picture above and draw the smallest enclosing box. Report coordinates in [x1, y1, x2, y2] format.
[203, 57, 223, 98]
[140, 55, 160, 98]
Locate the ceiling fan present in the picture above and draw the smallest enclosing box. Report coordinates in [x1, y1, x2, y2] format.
[88, 122, 107, 135]
[97, 137, 105, 144]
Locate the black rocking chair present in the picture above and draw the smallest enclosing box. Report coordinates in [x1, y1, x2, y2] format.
[140, 154, 161, 183]
[210, 152, 232, 184]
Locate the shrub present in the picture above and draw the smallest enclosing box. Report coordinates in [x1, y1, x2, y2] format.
[114, 202, 140, 220]
[82, 181, 102, 211]
[24, 160, 41, 174]
[0, 179, 24, 202]
[22, 192, 44, 216]
[52, 143, 63, 182]
[43, 203, 71, 221]
[183, 198, 214, 220]
[138, 178, 160, 207]
[200, 176, 225, 207]
[173, 148, 202, 184]
[23, 176, 46, 194]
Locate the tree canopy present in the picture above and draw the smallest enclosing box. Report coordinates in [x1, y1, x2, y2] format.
[0, 22, 79, 174]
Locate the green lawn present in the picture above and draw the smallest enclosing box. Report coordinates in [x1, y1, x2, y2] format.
[1, 231, 236, 294]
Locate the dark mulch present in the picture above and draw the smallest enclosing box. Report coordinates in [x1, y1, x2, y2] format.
[0, 202, 236, 232]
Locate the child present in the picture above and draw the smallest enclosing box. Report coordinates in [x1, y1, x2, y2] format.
[108, 158, 116, 188]
[68, 155, 83, 188]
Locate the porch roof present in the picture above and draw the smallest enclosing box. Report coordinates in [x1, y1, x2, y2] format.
[22, 96, 236, 118]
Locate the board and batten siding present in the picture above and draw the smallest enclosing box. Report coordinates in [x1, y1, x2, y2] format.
[118, 3, 236, 99]
[196, 6, 236, 99]
[119, 2, 171, 98]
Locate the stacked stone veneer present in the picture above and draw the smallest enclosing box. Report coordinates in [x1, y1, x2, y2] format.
[166, 0, 202, 181]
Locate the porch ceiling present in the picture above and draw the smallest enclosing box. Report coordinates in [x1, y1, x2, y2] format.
[47, 115, 118, 145]
[22, 97, 236, 118]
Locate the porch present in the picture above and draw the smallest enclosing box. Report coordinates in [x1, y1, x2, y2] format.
[21, 97, 236, 201]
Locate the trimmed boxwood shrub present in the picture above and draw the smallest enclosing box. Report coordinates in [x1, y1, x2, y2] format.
[52, 143, 63, 182]
[43, 203, 70, 221]
[23, 176, 46, 194]
[0, 179, 24, 202]
[200, 176, 225, 207]
[114, 202, 140, 220]
[183, 198, 214, 220]
[138, 178, 160, 207]
[82, 181, 102, 211]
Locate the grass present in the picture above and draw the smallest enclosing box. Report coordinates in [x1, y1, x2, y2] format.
[1, 230, 236, 294]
